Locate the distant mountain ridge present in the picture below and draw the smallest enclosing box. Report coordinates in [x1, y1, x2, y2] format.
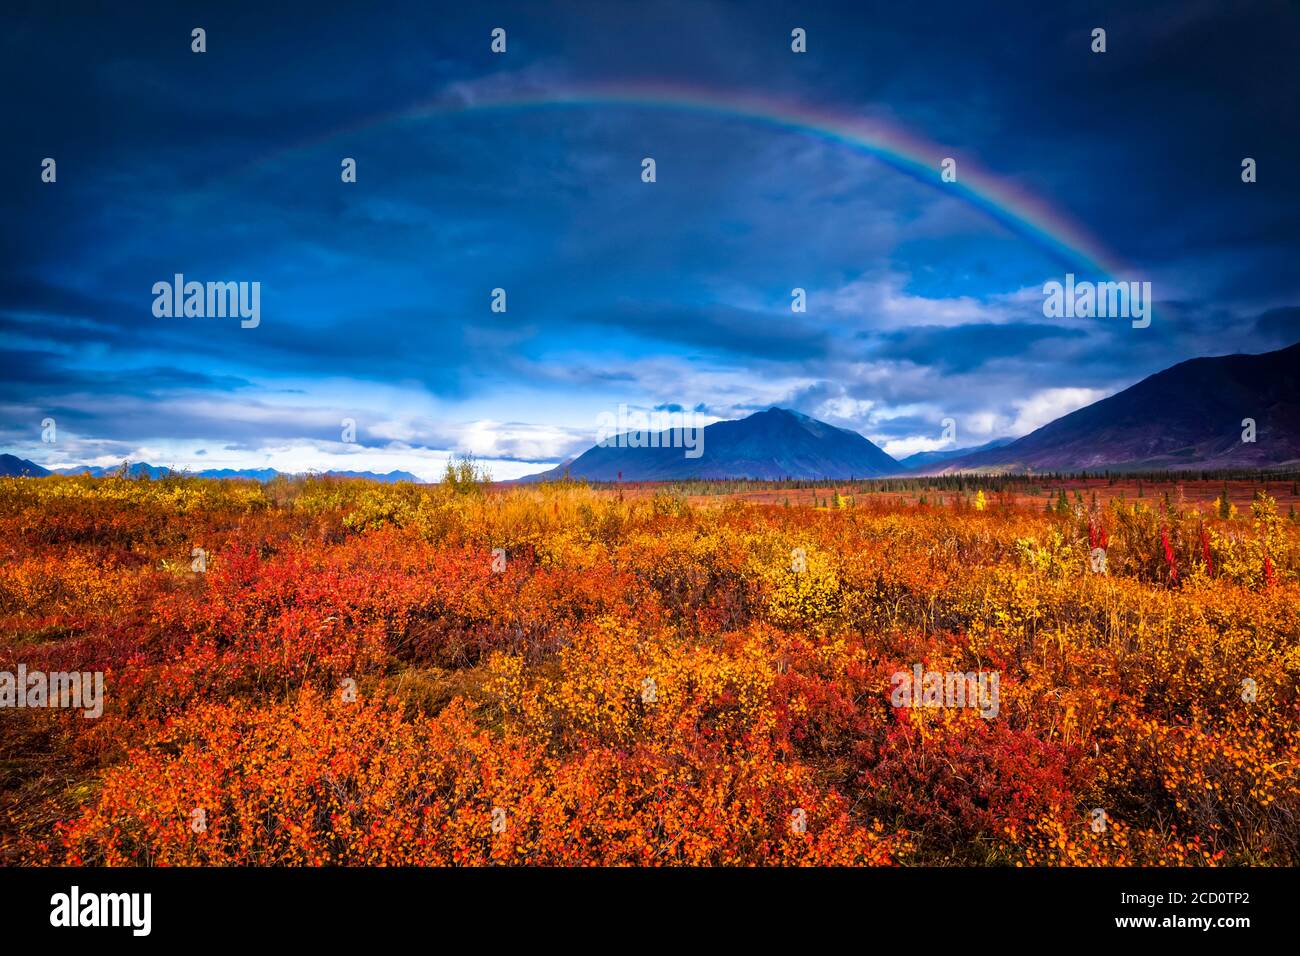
[520, 407, 902, 481]
[9, 343, 1300, 483]
[896, 438, 1014, 471]
[0, 454, 50, 478]
[0, 460, 425, 483]
[928, 342, 1300, 474]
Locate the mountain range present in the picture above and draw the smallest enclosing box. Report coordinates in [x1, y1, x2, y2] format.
[0, 454, 51, 478]
[519, 407, 902, 481]
[894, 438, 1014, 471]
[929, 341, 1300, 474]
[0, 457, 422, 483]
[521, 342, 1300, 480]
[6, 343, 1299, 483]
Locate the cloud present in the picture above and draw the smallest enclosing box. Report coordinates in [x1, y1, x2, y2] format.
[825, 273, 1017, 330]
[1009, 387, 1109, 435]
[881, 434, 956, 458]
[1252, 307, 1300, 346]
[572, 302, 832, 361]
[450, 420, 594, 461]
[2, 0, 1298, 478]
[866, 322, 1088, 373]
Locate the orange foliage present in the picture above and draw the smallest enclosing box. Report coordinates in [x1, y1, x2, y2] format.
[1, 475, 1296, 866]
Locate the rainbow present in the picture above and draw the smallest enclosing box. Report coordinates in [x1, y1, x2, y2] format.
[240, 80, 1125, 277]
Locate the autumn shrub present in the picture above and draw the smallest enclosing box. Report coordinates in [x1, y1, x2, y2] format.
[2, 474, 1297, 866]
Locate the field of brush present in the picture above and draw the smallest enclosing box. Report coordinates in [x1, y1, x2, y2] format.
[1, 472, 1297, 865]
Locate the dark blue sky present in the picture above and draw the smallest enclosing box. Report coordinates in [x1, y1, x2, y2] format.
[3, 0, 1298, 478]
